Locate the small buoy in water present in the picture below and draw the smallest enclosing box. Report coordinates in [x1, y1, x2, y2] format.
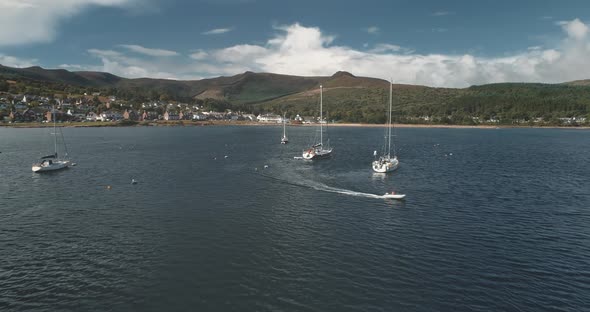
[131, 179, 138, 185]
[214, 157, 217, 160]
[224, 155, 228, 158]
[449, 153, 453, 156]
[264, 165, 269, 168]
[106, 185, 112, 190]
[255, 168, 258, 171]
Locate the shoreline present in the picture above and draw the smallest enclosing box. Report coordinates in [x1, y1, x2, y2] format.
[1, 120, 589, 130]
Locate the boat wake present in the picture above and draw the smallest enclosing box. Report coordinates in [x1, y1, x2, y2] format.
[255, 171, 390, 200]
[314, 184, 385, 199]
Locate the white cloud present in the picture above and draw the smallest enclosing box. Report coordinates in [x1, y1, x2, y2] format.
[557, 18, 588, 40]
[365, 26, 379, 34]
[0, 0, 138, 46]
[432, 11, 452, 16]
[119, 44, 178, 57]
[0, 53, 37, 67]
[87, 48, 179, 79]
[58, 64, 85, 70]
[192, 20, 590, 87]
[87, 48, 122, 58]
[369, 43, 402, 53]
[202, 28, 233, 35]
[85, 19, 590, 87]
[212, 44, 268, 63]
[189, 50, 208, 60]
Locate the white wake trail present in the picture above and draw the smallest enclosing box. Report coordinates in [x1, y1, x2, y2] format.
[309, 183, 384, 199]
[255, 171, 396, 200]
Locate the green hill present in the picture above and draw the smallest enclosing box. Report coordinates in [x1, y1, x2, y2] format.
[1, 64, 590, 125]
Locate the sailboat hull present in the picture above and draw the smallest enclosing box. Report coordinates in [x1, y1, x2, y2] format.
[372, 157, 399, 173]
[32, 161, 69, 172]
[372, 80, 398, 173]
[302, 148, 332, 160]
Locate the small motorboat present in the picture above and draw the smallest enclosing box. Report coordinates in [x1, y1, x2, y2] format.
[383, 192, 406, 199]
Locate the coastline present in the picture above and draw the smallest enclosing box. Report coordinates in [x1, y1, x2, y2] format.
[1, 120, 589, 130]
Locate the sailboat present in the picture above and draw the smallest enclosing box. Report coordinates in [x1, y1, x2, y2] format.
[372, 80, 399, 173]
[32, 107, 71, 172]
[302, 85, 332, 160]
[281, 113, 289, 144]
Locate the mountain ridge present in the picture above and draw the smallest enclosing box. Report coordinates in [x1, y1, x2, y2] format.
[2, 64, 590, 125]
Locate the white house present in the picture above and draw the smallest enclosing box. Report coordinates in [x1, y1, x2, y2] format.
[257, 114, 282, 123]
[86, 112, 98, 121]
[67, 109, 86, 120]
[192, 113, 208, 120]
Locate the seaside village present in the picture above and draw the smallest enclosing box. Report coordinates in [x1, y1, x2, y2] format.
[0, 93, 321, 125]
[1, 92, 588, 126]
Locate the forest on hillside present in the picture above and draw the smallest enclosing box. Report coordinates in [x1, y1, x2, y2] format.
[2, 76, 590, 126]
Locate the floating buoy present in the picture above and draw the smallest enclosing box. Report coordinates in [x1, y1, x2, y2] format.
[224, 155, 228, 158]
[106, 185, 112, 190]
[131, 179, 138, 185]
[264, 165, 269, 168]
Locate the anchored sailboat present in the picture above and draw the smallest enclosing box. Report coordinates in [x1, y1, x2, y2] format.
[32, 107, 71, 173]
[302, 85, 332, 160]
[372, 80, 399, 173]
[281, 113, 288, 144]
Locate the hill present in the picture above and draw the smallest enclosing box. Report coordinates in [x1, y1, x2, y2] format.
[1, 64, 590, 125]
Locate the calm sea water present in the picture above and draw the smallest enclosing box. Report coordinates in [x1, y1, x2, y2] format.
[0, 125, 589, 311]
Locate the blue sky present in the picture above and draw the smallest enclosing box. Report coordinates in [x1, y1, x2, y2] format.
[0, 0, 589, 87]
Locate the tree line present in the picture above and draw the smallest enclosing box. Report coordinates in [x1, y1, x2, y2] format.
[3, 77, 590, 125]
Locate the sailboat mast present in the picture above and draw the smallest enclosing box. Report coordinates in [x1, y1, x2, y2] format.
[53, 105, 58, 158]
[283, 113, 286, 137]
[387, 79, 392, 158]
[320, 85, 323, 146]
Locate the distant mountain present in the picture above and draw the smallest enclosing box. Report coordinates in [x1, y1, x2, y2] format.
[0, 64, 392, 104]
[0, 65, 110, 87]
[1, 64, 590, 124]
[564, 79, 590, 86]
[0, 64, 336, 102]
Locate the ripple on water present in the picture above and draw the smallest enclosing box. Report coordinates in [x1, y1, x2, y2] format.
[1, 127, 589, 311]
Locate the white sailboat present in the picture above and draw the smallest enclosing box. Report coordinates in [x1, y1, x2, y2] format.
[372, 80, 399, 173]
[32, 108, 71, 173]
[302, 85, 332, 160]
[281, 113, 289, 144]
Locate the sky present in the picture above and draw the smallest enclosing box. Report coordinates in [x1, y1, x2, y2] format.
[0, 0, 589, 87]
